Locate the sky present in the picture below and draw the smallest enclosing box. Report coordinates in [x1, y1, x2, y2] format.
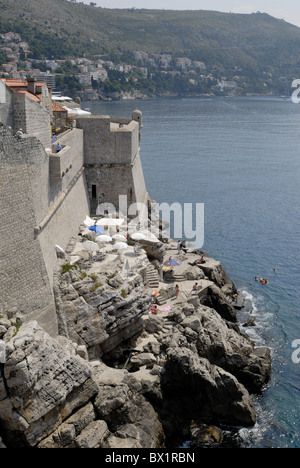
[84, 1, 300, 28]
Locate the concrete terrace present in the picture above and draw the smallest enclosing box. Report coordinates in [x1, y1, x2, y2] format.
[67, 230, 221, 319]
[153, 244, 217, 316]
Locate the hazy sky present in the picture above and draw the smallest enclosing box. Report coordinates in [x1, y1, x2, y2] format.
[85, 1, 300, 27]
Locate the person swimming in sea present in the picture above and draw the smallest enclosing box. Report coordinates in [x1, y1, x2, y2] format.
[260, 278, 268, 285]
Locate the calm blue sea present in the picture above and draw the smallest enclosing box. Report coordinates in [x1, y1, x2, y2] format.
[84, 96, 300, 448]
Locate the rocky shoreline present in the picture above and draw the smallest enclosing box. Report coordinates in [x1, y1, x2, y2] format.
[0, 218, 271, 449]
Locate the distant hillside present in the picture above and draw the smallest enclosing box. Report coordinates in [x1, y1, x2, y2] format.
[1, 1, 300, 61]
[1, 0, 300, 95]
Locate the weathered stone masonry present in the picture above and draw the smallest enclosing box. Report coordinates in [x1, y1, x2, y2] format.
[0, 125, 57, 335]
[0, 124, 90, 335]
[77, 111, 148, 215]
[0, 110, 149, 337]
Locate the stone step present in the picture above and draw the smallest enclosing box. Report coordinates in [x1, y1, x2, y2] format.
[157, 297, 167, 306]
[163, 272, 187, 283]
[173, 274, 186, 281]
[146, 265, 159, 289]
[156, 290, 168, 305]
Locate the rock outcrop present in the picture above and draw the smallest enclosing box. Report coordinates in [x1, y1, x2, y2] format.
[0, 235, 271, 448]
[0, 321, 98, 448]
[0, 321, 164, 449]
[162, 346, 256, 427]
[54, 265, 152, 360]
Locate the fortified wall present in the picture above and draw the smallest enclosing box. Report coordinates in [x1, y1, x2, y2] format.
[76, 110, 148, 216]
[0, 108, 149, 337]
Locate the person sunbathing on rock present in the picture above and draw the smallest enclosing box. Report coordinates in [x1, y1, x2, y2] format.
[149, 305, 160, 314]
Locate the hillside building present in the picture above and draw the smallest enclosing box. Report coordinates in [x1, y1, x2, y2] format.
[0, 77, 52, 147]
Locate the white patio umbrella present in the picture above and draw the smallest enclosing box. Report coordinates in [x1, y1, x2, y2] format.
[131, 232, 146, 241]
[114, 242, 128, 250]
[115, 241, 128, 261]
[82, 240, 99, 252]
[83, 215, 94, 227]
[112, 234, 127, 242]
[82, 240, 99, 259]
[55, 245, 65, 255]
[96, 218, 125, 226]
[96, 235, 113, 243]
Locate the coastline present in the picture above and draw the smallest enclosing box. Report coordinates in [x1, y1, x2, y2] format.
[0, 212, 272, 449]
[82, 90, 278, 103]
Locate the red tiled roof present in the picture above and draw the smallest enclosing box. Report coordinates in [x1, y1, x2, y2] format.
[53, 101, 67, 112]
[16, 90, 40, 102]
[2, 78, 47, 89]
[1, 80, 38, 104]
[1, 78, 48, 104]
[2, 78, 26, 88]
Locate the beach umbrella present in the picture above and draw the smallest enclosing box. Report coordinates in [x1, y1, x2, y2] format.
[96, 218, 125, 227]
[89, 225, 105, 235]
[55, 245, 65, 255]
[82, 241, 99, 259]
[83, 215, 94, 227]
[112, 234, 127, 242]
[131, 232, 146, 240]
[114, 242, 128, 250]
[163, 258, 181, 272]
[96, 235, 112, 243]
[163, 259, 181, 267]
[82, 240, 99, 251]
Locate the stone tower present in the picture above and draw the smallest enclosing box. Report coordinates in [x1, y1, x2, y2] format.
[76, 111, 148, 216]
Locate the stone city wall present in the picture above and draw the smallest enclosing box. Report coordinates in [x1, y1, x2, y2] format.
[0, 125, 89, 336]
[13, 93, 51, 148]
[49, 128, 84, 201]
[0, 125, 57, 335]
[37, 169, 89, 291]
[0, 110, 148, 336]
[76, 115, 139, 166]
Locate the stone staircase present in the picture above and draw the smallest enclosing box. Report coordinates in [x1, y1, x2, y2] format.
[156, 289, 168, 306]
[172, 272, 186, 282]
[164, 271, 186, 283]
[146, 264, 160, 290]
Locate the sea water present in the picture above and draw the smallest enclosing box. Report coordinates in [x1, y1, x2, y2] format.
[84, 95, 300, 448]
